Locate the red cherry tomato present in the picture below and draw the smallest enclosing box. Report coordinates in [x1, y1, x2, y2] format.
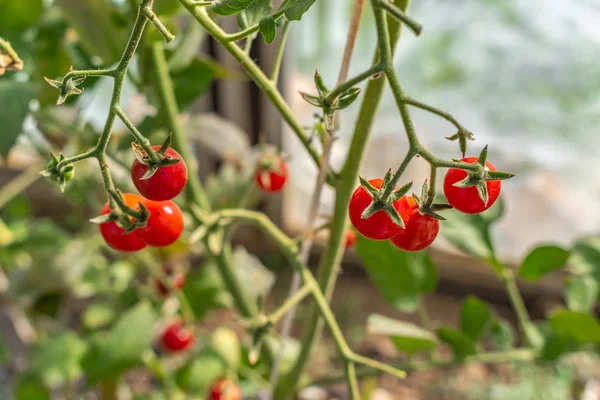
[348, 178, 404, 240]
[161, 321, 194, 352]
[99, 193, 147, 252]
[443, 156, 501, 214]
[136, 200, 184, 247]
[131, 146, 188, 201]
[210, 378, 241, 400]
[255, 155, 288, 193]
[390, 196, 439, 252]
[154, 265, 185, 296]
[344, 230, 357, 248]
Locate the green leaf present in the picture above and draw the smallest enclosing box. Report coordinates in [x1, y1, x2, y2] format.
[259, 16, 277, 44]
[81, 302, 158, 384]
[175, 350, 226, 394]
[212, 0, 257, 16]
[540, 333, 572, 361]
[519, 245, 570, 281]
[548, 308, 600, 344]
[0, 0, 43, 44]
[15, 373, 50, 400]
[154, 0, 182, 16]
[211, 327, 241, 369]
[83, 303, 116, 331]
[183, 261, 232, 320]
[0, 81, 36, 157]
[437, 327, 476, 358]
[167, 23, 206, 73]
[570, 237, 600, 285]
[367, 314, 437, 355]
[56, 0, 124, 62]
[278, 0, 317, 20]
[459, 296, 492, 342]
[490, 319, 514, 351]
[356, 235, 438, 312]
[439, 208, 498, 270]
[171, 57, 230, 110]
[565, 275, 598, 313]
[29, 332, 87, 388]
[238, 0, 272, 30]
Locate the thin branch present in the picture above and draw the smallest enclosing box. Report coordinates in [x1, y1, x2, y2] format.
[271, 20, 290, 83]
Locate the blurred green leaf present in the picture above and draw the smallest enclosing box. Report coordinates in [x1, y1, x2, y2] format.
[81, 302, 158, 383]
[167, 23, 206, 73]
[175, 350, 226, 394]
[548, 308, 600, 344]
[211, 327, 241, 370]
[437, 327, 476, 358]
[519, 245, 569, 281]
[459, 296, 492, 342]
[356, 235, 438, 312]
[233, 246, 275, 299]
[439, 208, 499, 271]
[367, 314, 437, 355]
[183, 261, 232, 320]
[278, 0, 316, 20]
[29, 332, 87, 388]
[0, 0, 43, 43]
[570, 237, 600, 284]
[565, 275, 598, 313]
[0, 218, 14, 246]
[490, 319, 514, 351]
[212, 0, 257, 16]
[154, 0, 182, 16]
[83, 303, 116, 331]
[56, 0, 123, 62]
[171, 58, 221, 110]
[0, 81, 36, 158]
[259, 16, 277, 44]
[540, 333, 572, 361]
[15, 373, 50, 400]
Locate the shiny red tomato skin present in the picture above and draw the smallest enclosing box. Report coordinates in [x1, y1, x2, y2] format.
[255, 156, 288, 192]
[348, 179, 404, 240]
[344, 230, 357, 248]
[443, 156, 501, 214]
[161, 322, 194, 352]
[99, 193, 147, 252]
[131, 146, 188, 201]
[154, 266, 185, 296]
[390, 196, 439, 252]
[210, 379, 241, 400]
[136, 200, 184, 247]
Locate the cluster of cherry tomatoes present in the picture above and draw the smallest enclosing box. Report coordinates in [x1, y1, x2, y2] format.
[349, 157, 501, 251]
[99, 147, 188, 252]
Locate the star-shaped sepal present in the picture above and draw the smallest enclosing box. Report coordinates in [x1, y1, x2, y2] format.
[40, 152, 75, 192]
[412, 180, 453, 220]
[131, 133, 181, 180]
[298, 70, 362, 131]
[451, 146, 515, 206]
[359, 169, 413, 229]
[44, 68, 86, 105]
[89, 192, 150, 234]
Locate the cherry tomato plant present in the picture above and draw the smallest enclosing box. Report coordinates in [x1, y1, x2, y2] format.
[1, 0, 599, 399]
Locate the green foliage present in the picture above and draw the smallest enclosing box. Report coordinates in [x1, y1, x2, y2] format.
[182, 261, 233, 320]
[367, 314, 437, 355]
[440, 198, 504, 272]
[238, 0, 272, 30]
[28, 332, 87, 388]
[175, 350, 227, 394]
[278, 0, 316, 20]
[81, 302, 158, 383]
[171, 58, 222, 110]
[437, 327, 476, 358]
[519, 245, 570, 281]
[0, 81, 36, 157]
[15, 373, 50, 400]
[459, 296, 492, 342]
[355, 235, 438, 312]
[490, 319, 515, 351]
[565, 275, 598, 313]
[259, 16, 277, 44]
[548, 309, 600, 344]
[212, 0, 258, 16]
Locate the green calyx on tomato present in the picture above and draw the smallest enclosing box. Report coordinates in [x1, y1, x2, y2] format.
[40, 152, 75, 192]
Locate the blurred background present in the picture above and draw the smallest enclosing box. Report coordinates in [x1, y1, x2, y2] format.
[1, 0, 600, 399]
